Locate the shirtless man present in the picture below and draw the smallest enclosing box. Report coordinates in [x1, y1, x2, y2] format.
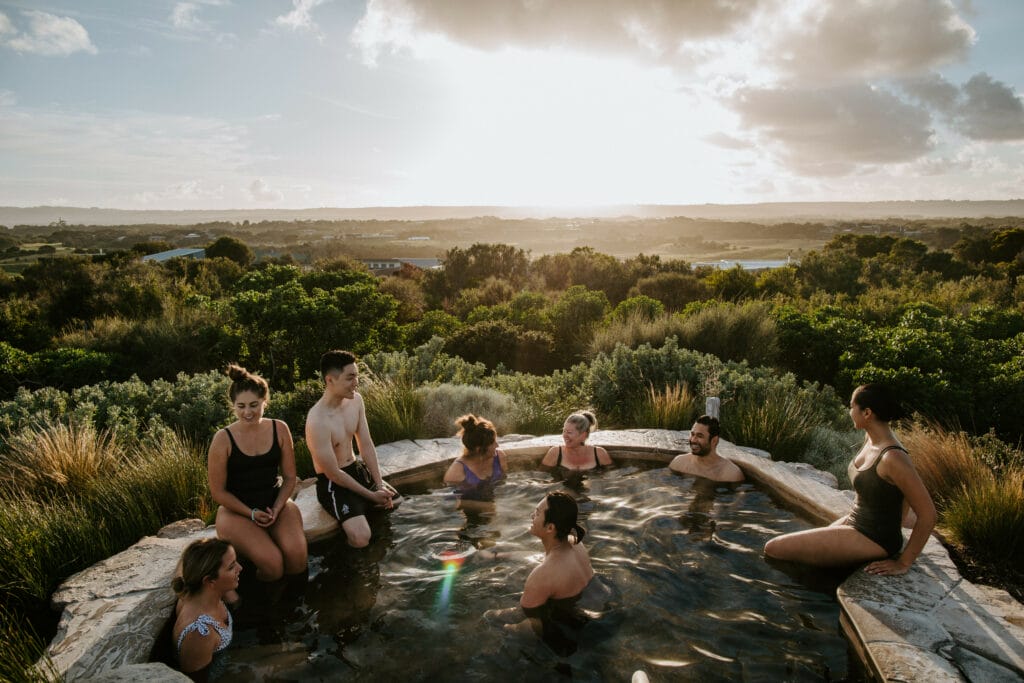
[669, 415, 744, 483]
[306, 350, 400, 548]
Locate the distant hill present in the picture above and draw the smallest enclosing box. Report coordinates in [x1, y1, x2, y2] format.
[2, 200, 1024, 227]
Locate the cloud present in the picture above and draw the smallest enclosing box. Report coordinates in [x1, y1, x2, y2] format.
[1, 10, 97, 56]
[955, 73, 1024, 141]
[171, 3, 206, 31]
[246, 178, 283, 202]
[901, 72, 1024, 141]
[704, 131, 751, 151]
[135, 180, 226, 204]
[769, 0, 975, 82]
[275, 0, 329, 33]
[731, 84, 934, 175]
[353, 0, 767, 65]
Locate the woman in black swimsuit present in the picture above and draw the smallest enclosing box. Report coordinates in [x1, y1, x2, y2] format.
[540, 411, 613, 471]
[208, 364, 307, 582]
[764, 384, 936, 576]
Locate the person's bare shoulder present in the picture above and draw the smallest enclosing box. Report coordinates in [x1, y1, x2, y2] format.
[720, 460, 744, 482]
[668, 454, 694, 474]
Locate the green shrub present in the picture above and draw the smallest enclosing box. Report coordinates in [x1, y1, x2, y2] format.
[802, 427, 862, 489]
[485, 364, 589, 435]
[363, 337, 488, 386]
[415, 383, 517, 437]
[632, 382, 698, 430]
[588, 311, 688, 358]
[677, 301, 779, 367]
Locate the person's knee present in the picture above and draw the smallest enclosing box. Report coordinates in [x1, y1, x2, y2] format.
[255, 553, 285, 581]
[346, 528, 371, 548]
[764, 536, 785, 559]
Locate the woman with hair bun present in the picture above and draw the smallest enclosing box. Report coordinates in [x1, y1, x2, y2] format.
[444, 414, 507, 504]
[207, 364, 307, 582]
[540, 411, 613, 471]
[765, 384, 936, 575]
[171, 538, 240, 679]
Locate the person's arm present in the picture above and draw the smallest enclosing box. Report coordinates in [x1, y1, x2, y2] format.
[208, 429, 270, 523]
[596, 446, 613, 466]
[262, 420, 298, 526]
[865, 450, 937, 576]
[305, 407, 389, 504]
[497, 450, 509, 476]
[352, 394, 394, 506]
[540, 446, 559, 468]
[668, 454, 689, 474]
[520, 565, 552, 610]
[177, 624, 219, 675]
[443, 459, 466, 486]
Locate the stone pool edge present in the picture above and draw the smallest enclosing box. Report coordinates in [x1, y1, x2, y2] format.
[40, 429, 1023, 682]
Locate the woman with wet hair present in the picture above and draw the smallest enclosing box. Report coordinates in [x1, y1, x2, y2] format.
[444, 414, 508, 504]
[208, 364, 307, 582]
[765, 384, 936, 576]
[171, 538, 241, 679]
[541, 410, 613, 471]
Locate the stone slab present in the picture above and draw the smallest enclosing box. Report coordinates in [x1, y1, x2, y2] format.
[79, 662, 190, 682]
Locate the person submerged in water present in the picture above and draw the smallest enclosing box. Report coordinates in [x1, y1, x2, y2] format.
[541, 411, 613, 473]
[668, 415, 744, 483]
[171, 538, 240, 681]
[444, 413, 508, 508]
[487, 491, 601, 654]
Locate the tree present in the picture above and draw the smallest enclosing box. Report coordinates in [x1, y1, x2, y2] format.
[206, 236, 254, 267]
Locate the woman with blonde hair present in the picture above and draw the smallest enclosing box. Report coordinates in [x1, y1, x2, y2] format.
[541, 411, 613, 471]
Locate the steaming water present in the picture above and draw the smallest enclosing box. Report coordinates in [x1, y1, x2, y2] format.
[214, 463, 858, 681]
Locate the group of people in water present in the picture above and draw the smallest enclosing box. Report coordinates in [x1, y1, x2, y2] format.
[171, 348, 936, 679]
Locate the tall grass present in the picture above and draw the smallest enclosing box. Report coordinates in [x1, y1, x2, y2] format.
[0, 422, 210, 680]
[677, 301, 779, 367]
[0, 604, 59, 683]
[1, 421, 126, 498]
[942, 469, 1024, 572]
[723, 387, 825, 461]
[899, 422, 993, 510]
[632, 382, 699, 430]
[415, 383, 517, 437]
[359, 373, 424, 444]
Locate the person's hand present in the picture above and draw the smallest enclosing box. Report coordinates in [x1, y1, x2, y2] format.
[864, 558, 910, 576]
[254, 507, 276, 528]
[370, 488, 394, 508]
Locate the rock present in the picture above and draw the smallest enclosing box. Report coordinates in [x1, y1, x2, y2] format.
[79, 662, 190, 682]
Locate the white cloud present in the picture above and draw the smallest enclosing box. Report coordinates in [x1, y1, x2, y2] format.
[955, 73, 1024, 141]
[731, 84, 935, 175]
[704, 131, 751, 151]
[275, 0, 329, 34]
[135, 180, 226, 204]
[171, 3, 206, 31]
[1, 10, 97, 56]
[353, 0, 768, 66]
[768, 0, 975, 82]
[246, 178, 283, 202]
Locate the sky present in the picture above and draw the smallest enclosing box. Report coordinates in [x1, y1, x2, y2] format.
[0, 0, 1023, 210]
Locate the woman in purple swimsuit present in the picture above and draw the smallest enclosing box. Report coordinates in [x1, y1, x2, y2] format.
[765, 384, 936, 576]
[444, 414, 508, 505]
[208, 364, 307, 582]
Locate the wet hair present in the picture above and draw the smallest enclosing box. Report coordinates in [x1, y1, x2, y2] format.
[544, 491, 587, 544]
[171, 538, 232, 597]
[320, 350, 357, 379]
[565, 411, 597, 437]
[693, 414, 720, 438]
[455, 414, 497, 458]
[226, 363, 269, 403]
[852, 384, 906, 422]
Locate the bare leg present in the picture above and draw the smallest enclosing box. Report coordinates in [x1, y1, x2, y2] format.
[341, 515, 373, 548]
[267, 500, 308, 574]
[215, 506, 285, 581]
[764, 525, 888, 567]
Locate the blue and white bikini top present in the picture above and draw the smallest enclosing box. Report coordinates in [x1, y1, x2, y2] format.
[176, 611, 233, 657]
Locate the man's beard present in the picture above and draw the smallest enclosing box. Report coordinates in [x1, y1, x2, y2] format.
[690, 444, 707, 457]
